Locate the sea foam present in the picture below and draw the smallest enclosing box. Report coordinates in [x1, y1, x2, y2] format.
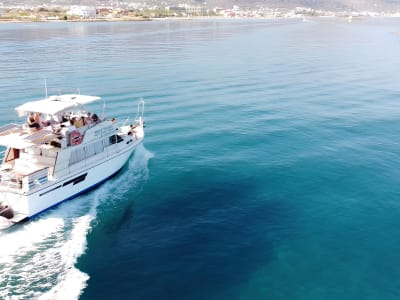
[0, 145, 153, 300]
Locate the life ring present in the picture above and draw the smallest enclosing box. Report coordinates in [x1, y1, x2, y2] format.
[71, 130, 83, 145]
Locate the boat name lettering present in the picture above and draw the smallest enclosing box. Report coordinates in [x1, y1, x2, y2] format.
[94, 126, 115, 138]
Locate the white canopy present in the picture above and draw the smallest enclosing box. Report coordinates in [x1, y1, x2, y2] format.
[15, 94, 101, 116]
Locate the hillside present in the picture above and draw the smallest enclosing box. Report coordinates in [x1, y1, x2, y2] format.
[2, 0, 400, 11]
[205, 0, 400, 10]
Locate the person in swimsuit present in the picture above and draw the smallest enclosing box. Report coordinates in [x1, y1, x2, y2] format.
[27, 112, 40, 130]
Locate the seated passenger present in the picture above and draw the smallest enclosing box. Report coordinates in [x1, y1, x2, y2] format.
[69, 118, 76, 129]
[46, 114, 55, 126]
[92, 113, 99, 123]
[61, 112, 70, 123]
[37, 113, 50, 127]
[74, 117, 84, 128]
[27, 112, 40, 130]
[84, 112, 92, 125]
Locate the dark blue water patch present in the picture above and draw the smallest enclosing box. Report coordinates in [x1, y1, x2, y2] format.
[2, 18, 400, 300]
[79, 167, 298, 300]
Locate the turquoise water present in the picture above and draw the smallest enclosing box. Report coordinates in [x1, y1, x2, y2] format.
[1, 18, 400, 299]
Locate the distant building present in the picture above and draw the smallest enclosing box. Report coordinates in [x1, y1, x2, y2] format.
[166, 6, 186, 12]
[67, 5, 96, 18]
[97, 7, 113, 17]
[186, 5, 206, 15]
[167, 4, 206, 15]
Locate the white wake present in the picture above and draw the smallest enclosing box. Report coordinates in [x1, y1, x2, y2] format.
[0, 145, 153, 300]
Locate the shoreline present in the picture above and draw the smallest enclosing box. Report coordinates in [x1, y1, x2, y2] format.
[0, 15, 399, 24]
[0, 16, 152, 23]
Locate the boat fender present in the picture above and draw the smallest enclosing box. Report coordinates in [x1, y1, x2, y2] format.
[71, 131, 83, 146]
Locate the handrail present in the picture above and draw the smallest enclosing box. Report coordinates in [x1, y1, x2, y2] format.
[115, 99, 145, 128]
[117, 116, 131, 128]
[135, 98, 145, 123]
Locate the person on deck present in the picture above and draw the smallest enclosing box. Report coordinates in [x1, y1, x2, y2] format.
[27, 112, 40, 130]
[68, 118, 77, 132]
[37, 113, 49, 127]
[84, 113, 93, 125]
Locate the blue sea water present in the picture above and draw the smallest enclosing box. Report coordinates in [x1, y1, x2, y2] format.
[1, 17, 400, 299]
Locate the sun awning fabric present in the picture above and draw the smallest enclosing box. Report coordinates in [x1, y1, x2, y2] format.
[0, 130, 57, 149]
[23, 129, 57, 144]
[0, 124, 22, 136]
[15, 94, 101, 116]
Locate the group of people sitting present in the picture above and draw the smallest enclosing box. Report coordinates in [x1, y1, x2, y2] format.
[26, 112, 48, 130]
[27, 111, 100, 132]
[64, 112, 99, 129]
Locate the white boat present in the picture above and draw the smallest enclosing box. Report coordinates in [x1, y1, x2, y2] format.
[0, 94, 145, 230]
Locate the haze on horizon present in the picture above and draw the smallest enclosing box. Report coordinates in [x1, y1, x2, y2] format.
[2, 0, 400, 11]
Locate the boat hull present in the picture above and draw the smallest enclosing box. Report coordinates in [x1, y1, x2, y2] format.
[2, 140, 141, 224]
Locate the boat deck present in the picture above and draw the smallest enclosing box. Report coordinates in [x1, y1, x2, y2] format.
[0, 159, 50, 191]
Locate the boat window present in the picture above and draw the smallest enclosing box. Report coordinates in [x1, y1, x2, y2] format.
[69, 148, 85, 166]
[109, 135, 123, 145]
[68, 137, 109, 166]
[5, 148, 20, 162]
[85, 140, 104, 157]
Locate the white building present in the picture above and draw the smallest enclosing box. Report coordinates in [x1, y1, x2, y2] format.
[67, 5, 97, 19]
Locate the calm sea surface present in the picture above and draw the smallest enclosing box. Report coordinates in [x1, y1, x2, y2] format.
[1, 17, 400, 299]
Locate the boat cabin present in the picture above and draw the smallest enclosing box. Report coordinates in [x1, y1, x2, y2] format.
[0, 94, 122, 193]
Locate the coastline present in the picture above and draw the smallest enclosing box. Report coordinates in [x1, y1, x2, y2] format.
[0, 16, 152, 23]
[0, 15, 399, 24]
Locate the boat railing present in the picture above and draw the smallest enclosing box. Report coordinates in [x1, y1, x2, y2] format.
[116, 116, 131, 128]
[116, 99, 145, 128]
[135, 99, 145, 124]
